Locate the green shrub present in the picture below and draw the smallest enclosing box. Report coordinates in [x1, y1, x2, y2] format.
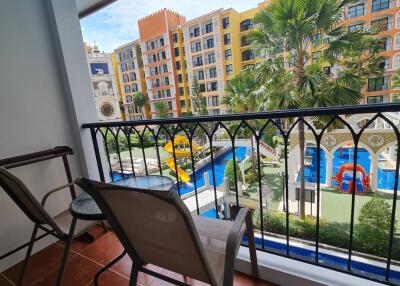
[245, 170, 259, 184]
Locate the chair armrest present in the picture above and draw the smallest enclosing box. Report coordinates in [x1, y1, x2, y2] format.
[41, 182, 75, 206]
[223, 208, 259, 285]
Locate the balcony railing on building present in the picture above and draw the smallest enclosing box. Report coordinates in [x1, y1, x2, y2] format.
[83, 103, 400, 286]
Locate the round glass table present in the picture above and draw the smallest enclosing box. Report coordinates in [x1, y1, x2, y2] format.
[70, 175, 175, 220]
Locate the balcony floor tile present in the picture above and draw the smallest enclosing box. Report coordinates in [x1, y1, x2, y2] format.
[1, 225, 277, 286]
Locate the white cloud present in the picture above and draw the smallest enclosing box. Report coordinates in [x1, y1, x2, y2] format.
[80, 0, 261, 52]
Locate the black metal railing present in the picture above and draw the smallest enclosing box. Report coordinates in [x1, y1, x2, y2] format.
[82, 103, 400, 285]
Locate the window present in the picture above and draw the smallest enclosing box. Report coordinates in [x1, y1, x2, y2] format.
[131, 83, 138, 92]
[178, 74, 183, 83]
[193, 27, 200, 37]
[124, 85, 131, 93]
[392, 94, 400, 102]
[226, 64, 233, 75]
[179, 87, 184, 96]
[395, 33, 400, 50]
[174, 47, 180, 57]
[122, 74, 129, 83]
[224, 33, 231, 45]
[200, 84, 206, 92]
[164, 77, 169, 85]
[240, 19, 253, 32]
[194, 42, 201, 52]
[121, 63, 127, 72]
[348, 3, 364, 18]
[242, 50, 254, 61]
[371, 18, 389, 32]
[180, 100, 186, 107]
[211, 95, 219, 106]
[159, 38, 164, 46]
[127, 105, 134, 113]
[207, 53, 215, 64]
[209, 82, 218, 91]
[288, 54, 296, 67]
[312, 34, 320, 46]
[368, 77, 386, 91]
[380, 37, 390, 51]
[372, 0, 390, 13]
[205, 23, 213, 33]
[126, 95, 132, 103]
[176, 61, 182, 70]
[312, 51, 321, 62]
[209, 68, 217, 78]
[161, 51, 166, 60]
[225, 49, 232, 60]
[212, 109, 220, 115]
[323, 66, 332, 76]
[241, 36, 249, 47]
[163, 64, 168, 73]
[193, 56, 203, 67]
[367, 95, 384, 104]
[222, 17, 230, 29]
[173, 33, 178, 43]
[348, 23, 364, 32]
[166, 89, 171, 97]
[393, 53, 400, 68]
[130, 72, 136, 81]
[206, 38, 214, 49]
[198, 70, 204, 80]
[167, 101, 173, 110]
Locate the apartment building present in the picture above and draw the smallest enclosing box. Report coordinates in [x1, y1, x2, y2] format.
[340, 0, 400, 104]
[85, 43, 123, 122]
[114, 40, 149, 120]
[138, 9, 186, 118]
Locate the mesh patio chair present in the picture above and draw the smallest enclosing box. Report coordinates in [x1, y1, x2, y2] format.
[0, 167, 97, 286]
[76, 177, 259, 286]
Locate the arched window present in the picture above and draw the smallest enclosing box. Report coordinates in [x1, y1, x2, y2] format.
[393, 53, 400, 68]
[396, 11, 400, 29]
[394, 33, 400, 50]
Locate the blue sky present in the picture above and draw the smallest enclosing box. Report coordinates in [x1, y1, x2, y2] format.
[80, 0, 261, 52]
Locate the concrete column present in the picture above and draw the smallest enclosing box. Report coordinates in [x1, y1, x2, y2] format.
[204, 172, 210, 189]
[326, 152, 333, 188]
[389, 146, 395, 161]
[370, 154, 378, 192]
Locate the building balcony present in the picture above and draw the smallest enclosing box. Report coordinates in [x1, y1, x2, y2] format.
[75, 103, 400, 286]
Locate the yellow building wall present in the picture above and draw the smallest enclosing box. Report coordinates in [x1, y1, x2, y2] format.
[112, 53, 125, 120]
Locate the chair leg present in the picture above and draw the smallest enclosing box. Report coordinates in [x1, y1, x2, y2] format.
[17, 224, 39, 286]
[245, 212, 259, 279]
[94, 250, 127, 286]
[129, 263, 139, 286]
[55, 217, 77, 286]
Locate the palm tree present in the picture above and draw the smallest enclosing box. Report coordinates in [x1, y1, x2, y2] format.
[250, 0, 380, 219]
[132, 92, 147, 119]
[224, 70, 261, 170]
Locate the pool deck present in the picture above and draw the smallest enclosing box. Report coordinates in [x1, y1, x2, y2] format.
[183, 189, 226, 213]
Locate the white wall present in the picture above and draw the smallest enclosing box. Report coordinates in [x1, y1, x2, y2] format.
[0, 0, 99, 271]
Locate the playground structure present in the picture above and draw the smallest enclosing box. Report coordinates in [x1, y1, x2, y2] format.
[332, 163, 370, 194]
[164, 135, 203, 183]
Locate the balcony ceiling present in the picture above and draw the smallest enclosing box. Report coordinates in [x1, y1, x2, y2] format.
[76, 0, 117, 18]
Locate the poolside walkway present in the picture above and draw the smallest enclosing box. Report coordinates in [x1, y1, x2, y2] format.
[183, 189, 226, 213]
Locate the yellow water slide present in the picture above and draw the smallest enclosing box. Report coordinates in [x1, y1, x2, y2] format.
[163, 135, 203, 182]
[166, 157, 191, 183]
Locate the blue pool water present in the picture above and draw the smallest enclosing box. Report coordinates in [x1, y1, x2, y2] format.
[299, 147, 399, 191]
[241, 236, 400, 282]
[177, 146, 249, 196]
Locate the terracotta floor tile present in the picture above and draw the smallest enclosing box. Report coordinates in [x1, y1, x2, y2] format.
[110, 252, 132, 277]
[234, 272, 278, 286]
[0, 274, 13, 286]
[2, 243, 69, 285]
[31, 254, 101, 286]
[81, 231, 124, 265]
[86, 270, 129, 286]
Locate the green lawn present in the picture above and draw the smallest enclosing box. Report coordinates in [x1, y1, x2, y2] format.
[321, 189, 400, 226]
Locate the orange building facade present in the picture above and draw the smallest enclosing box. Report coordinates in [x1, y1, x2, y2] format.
[138, 9, 186, 118]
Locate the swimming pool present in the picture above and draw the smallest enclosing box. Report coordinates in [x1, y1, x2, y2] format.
[241, 235, 400, 283]
[299, 147, 399, 191]
[177, 146, 249, 196]
[111, 146, 249, 196]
